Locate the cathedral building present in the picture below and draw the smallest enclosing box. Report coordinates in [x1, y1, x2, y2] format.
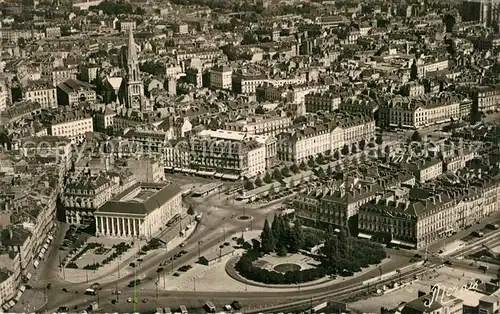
[119, 29, 151, 112]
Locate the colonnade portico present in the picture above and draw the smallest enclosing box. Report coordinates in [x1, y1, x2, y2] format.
[95, 215, 143, 238]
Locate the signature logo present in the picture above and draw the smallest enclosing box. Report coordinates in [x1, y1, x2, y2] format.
[424, 280, 479, 307]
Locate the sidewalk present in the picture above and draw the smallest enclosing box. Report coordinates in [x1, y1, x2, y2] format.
[10, 290, 46, 313]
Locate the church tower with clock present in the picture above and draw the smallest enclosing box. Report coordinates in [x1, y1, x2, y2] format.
[122, 29, 145, 110]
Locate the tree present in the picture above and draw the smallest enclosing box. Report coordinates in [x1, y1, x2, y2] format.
[244, 180, 255, 190]
[375, 135, 383, 145]
[281, 166, 290, 177]
[289, 221, 304, 253]
[341, 144, 350, 156]
[277, 245, 288, 256]
[255, 105, 265, 114]
[351, 144, 357, 154]
[326, 165, 333, 176]
[273, 168, 283, 181]
[333, 150, 340, 160]
[271, 215, 283, 243]
[263, 172, 273, 184]
[187, 205, 195, 216]
[307, 157, 316, 168]
[299, 161, 308, 171]
[411, 131, 422, 142]
[315, 153, 324, 164]
[260, 219, 275, 253]
[359, 139, 366, 150]
[316, 167, 326, 178]
[291, 163, 300, 174]
[255, 176, 264, 187]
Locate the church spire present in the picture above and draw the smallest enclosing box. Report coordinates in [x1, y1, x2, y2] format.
[127, 28, 137, 62]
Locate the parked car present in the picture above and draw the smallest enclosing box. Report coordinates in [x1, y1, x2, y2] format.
[444, 260, 453, 266]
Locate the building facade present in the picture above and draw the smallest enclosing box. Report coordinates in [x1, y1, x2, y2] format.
[95, 183, 183, 239]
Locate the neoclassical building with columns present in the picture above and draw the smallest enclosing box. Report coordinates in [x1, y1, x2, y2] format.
[94, 182, 182, 239]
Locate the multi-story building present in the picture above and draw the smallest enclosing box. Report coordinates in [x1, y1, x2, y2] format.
[232, 73, 268, 94]
[95, 183, 183, 239]
[92, 107, 116, 132]
[473, 85, 500, 113]
[118, 20, 137, 32]
[45, 27, 61, 38]
[165, 130, 277, 178]
[358, 191, 455, 249]
[210, 65, 232, 90]
[0, 81, 9, 112]
[277, 113, 375, 163]
[294, 179, 381, 230]
[56, 79, 96, 107]
[23, 80, 57, 109]
[184, 68, 203, 88]
[402, 158, 443, 183]
[277, 124, 332, 163]
[50, 67, 77, 87]
[62, 174, 114, 225]
[304, 92, 341, 113]
[42, 110, 93, 141]
[127, 157, 165, 183]
[225, 115, 292, 137]
[378, 94, 461, 128]
[415, 57, 449, 78]
[0, 268, 17, 310]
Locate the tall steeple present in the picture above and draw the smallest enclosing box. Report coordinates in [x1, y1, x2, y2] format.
[127, 28, 137, 62]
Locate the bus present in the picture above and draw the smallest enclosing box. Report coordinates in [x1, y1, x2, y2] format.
[84, 289, 96, 295]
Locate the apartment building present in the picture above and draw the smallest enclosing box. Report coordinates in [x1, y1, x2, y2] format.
[184, 67, 203, 88]
[118, 20, 137, 32]
[225, 115, 292, 137]
[232, 73, 268, 94]
[126, 157, 165, 183]
[277, 113, 375, 163]
[277, 124, 331, 163]
[175, 49, 225, 62]
[92, 107, 116, 132]
[43, 110, 93, 141]
[294, 180, 380, 230]
[45, 27, 61, 38]
[50, 67, 77, 87]
[378, 94, 461, 129]
[473, 85, 500, 112]
[358, 192, 455, 249]
[402, 158, 443, 183]
[23, 80, 57, 109]
[339, 98, 379, 116]
[62, 174, 114, 225]
[304, 92, 341, 113]
[339, 113, 376, 145]
[0, 268, 16, 310]
[165, 130, 277, 178]
[416, 57, 449, 78]
[210, 65, 232, 90]
[0, 81, 10, 112]
[56, 79, 96, 107]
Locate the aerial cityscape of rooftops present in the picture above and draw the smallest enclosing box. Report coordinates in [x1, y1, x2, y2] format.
[0, 0, 499, 313]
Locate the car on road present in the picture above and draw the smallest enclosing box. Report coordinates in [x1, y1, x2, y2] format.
[112, 290, 121, 295]
[178, 265, 192, 272]
[180, 250, 187, 255]
[62, 287, 69, 292]
[173, 272, 180, 277]
[90, 283, 101, 290]
[487, 224, 499, 230]
[57, 306, 69, 312]
[413, 254, 422, 259]
[129, 262, 136, 268]
[180, 242, 187, 247]
[127, 298, 137, 303]
[444, 260, 453, 266]
[142, 299, 149, 303]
